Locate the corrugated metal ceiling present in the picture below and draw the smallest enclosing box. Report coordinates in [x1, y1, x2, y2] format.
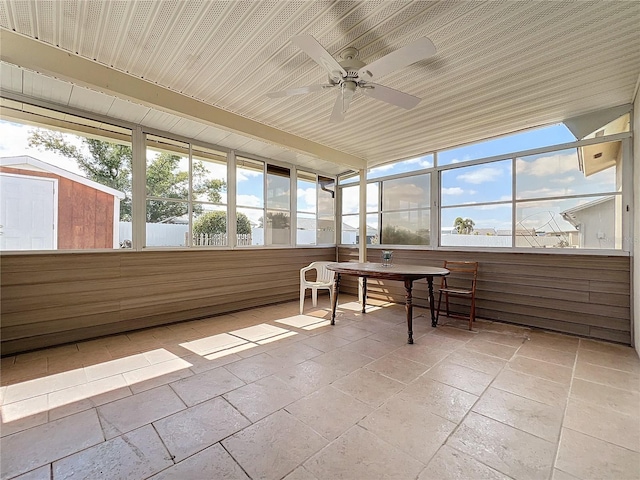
[1, 0, 639, 173]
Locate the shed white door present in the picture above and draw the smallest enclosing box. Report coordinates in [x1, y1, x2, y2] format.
[0, 173, 57, 250]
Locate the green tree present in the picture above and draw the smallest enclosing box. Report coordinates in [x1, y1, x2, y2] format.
[145, 155, 228, 222]
[381, 226, 429, 245]
[258, 212, 290, 229]
[28, 129, 227, 223]
[454, 217, 475, 235]
[29, 129, 133, 220]
[193, 210, 252, 235]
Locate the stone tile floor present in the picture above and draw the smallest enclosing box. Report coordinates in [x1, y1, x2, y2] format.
[1, 296, 639, 479]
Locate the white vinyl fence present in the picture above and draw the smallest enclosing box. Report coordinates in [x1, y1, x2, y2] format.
[119, 222, 258, 247]
[189, 232, 252, 246]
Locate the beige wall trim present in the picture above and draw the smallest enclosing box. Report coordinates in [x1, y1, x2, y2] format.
[0, 30, 366, 171]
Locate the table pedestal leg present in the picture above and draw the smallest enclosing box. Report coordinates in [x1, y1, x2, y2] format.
[361, 276, 367, 314]
[428, 276, 437, 327]
[405, 278, 414, 344]
[330, 273, 341, 325]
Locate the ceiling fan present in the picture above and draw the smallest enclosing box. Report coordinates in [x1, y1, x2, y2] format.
[266, 34, 436, 123]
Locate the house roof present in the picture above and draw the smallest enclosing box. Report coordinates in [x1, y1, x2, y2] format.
[0, 1, 638, 176]
[561, 196, 615, 227]
[0, 155, 126, 199]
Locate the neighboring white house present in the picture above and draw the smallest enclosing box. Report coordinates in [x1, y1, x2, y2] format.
[561, 196, 616, 249]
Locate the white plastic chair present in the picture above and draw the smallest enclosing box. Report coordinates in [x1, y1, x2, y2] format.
[300, 261, 335, 314]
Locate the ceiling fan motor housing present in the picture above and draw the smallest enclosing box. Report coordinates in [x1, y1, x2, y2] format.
[329, 47, 366, 84]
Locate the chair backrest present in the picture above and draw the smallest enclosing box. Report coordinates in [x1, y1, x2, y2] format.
[441, 261, 478, 291]
[303, 261, 335, 283]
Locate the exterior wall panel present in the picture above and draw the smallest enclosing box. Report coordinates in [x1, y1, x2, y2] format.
[0, 247, 336, 354]
[338, 247, 631, 344]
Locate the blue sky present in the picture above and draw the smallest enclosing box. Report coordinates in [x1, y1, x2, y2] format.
[340, 122, 621, 235]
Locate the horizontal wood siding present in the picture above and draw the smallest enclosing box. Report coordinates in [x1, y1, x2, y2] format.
[1, 247, 336, 355]
[337, 247, 631, 344]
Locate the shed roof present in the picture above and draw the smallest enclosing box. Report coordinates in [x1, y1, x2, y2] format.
[0, 155, 126, 199]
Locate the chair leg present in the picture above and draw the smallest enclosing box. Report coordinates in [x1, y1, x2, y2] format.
[312, 287, 318, 307]
[445, 292, 450, 317]
[300, 287, 306, 315]
[436, 290, 443, 322]
[469, 295, 476, 330]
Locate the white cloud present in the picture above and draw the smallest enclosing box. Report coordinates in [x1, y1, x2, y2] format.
[197, 160, 227, 179]
[341, 187, 360, 214]
[476, 203, 511, 211]
[405, 156, 432, 168]
[368, 164, 395, 173]
[0, 120, 85, 175]
[518, 187, 574, 198]
[442, 187, 464, 195]
[237, 194, 262, 208]
[456, 166, 504, 184]
[549, 176, 575, 184]
[238, 208, 263, 225]
[383, 182, 427, 204]
[236, 167, 262, 182]
[516, 152, 577, 177]
[297, 187, 316, 211]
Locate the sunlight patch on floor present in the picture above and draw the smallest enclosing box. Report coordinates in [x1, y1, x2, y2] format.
[1, 349, 192, 423]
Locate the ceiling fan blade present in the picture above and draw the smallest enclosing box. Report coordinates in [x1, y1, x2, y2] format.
[362, 83, 421, 110]
[329, 94, 346, 123]
[330, 83, 356, 123]
[292, 34, 347, 80]
[266, 84, 332, 98]
[359, 37, 436, 81]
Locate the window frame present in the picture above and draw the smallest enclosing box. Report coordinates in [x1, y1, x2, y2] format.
[338, 130, 632, 255]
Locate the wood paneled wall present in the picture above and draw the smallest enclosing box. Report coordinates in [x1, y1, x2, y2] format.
[1, 247, 335, 355]
[338, 247, 631, 344]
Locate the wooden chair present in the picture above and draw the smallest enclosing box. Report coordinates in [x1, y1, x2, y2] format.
[300, 261, 335, 314]
[436, 261, 479, 330]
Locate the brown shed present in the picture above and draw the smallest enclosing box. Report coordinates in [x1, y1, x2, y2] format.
[0, 155, 125, 250]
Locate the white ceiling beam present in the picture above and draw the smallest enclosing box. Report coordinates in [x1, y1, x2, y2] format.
[0, 29, 366, 170]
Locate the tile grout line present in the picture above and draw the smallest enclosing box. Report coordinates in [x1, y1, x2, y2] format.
[420, 332, 529, 479]
[548, 337, 581, 480]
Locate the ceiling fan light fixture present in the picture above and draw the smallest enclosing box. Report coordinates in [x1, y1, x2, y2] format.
[267, 34, 436, 122]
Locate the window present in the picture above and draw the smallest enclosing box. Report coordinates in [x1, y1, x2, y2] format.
[297, 172, 336, 245]
[191, 145, 228, 247]
[515, 146, 622, 249]
[340, 174, 432, 246]
[341, 183, 379, 245]
[437, 143, 623, 249]
[0, 105, 132, 251]
[266, 164, 291, 245]
[297, 170, 316, 245]
[145, 135, 190, 247]
[236, 157, 291, 246]
[441, 160, 512, 247]
[145, 135, 228, 247]
[317, 175, 335, 244]
[380, 174, 430, 245]
[236, 156, 264, 246]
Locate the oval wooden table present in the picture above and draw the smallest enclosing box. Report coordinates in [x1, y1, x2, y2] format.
[326, 262, 450, 344]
